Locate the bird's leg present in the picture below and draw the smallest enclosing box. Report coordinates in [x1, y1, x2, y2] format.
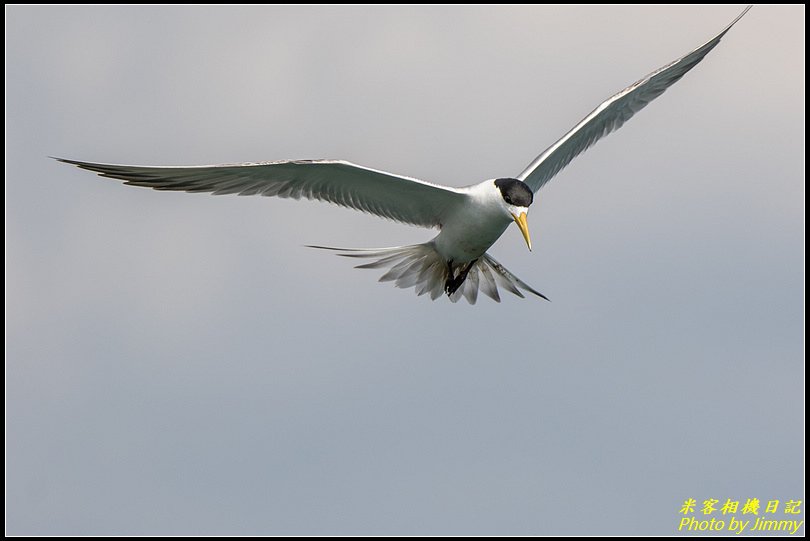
[444, 259, 478, 296]
[444, 260, 458, 295]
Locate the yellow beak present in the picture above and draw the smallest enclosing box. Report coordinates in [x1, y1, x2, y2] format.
[512, 212, 532, 251]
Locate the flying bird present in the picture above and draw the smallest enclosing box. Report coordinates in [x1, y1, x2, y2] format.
[57, 7, 750, 304]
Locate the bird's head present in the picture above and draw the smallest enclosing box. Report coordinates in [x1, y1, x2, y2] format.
[495, 178, 534, 251]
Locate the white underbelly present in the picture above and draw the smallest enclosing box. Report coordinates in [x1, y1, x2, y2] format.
[433, 215, 511, 263]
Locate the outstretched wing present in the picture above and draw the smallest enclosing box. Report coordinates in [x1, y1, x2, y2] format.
[56, 158, 467, 229]
[518, 6, 750, 193]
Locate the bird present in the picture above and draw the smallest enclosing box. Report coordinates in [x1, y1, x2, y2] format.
[56, 7, 750, 305]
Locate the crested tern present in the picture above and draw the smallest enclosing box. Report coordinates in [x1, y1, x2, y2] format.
[57, 7, 750, 304]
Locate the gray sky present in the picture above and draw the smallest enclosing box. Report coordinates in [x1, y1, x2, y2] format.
[6, 5, 804, 535]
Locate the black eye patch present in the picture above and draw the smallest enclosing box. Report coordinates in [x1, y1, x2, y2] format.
[494, 178, 533, 207]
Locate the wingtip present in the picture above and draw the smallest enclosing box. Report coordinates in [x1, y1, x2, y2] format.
[737, 5, 753, 22]
[303, 244, 344, 251]
[724, 5, 753, 33]
[51, 156, 84, 167]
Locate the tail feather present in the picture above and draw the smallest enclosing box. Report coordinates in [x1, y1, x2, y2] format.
[307, 243, 549, 304]
[478, 264, 501, 302]
[464, 269, 480, 305]
[484, 255, 549, 300]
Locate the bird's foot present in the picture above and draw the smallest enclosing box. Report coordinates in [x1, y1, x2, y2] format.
[444, 276, 463, 296]
[444, 259, 478, 297]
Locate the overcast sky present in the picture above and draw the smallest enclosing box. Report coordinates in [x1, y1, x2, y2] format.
[6, 5, 804, 535]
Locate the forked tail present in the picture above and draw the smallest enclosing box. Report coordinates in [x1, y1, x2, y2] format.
[308, 243, 549, 304]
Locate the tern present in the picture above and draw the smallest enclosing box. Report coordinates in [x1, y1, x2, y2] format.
[57, 7, 749, 304]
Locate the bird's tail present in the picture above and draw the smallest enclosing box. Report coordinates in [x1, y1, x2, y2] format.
[307, 243, 549, 304]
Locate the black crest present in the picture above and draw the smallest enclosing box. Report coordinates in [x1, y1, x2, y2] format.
[494, 178, 533, 207]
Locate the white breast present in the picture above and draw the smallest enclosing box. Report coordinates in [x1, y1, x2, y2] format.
[432, 180, 513, 263]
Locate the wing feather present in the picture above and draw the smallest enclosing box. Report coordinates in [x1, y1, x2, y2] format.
[56, 158, 466, 229]
[518, 6, 750, 192]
